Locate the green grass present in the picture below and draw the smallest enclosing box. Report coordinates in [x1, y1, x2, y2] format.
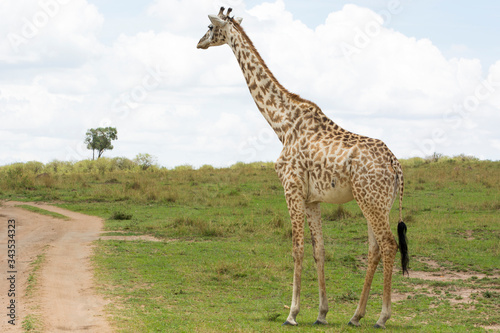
[1, 156, 499, 332]
[16, 205, 70, 220]
[25, 251, 47, 296]
[22, 314, 41, 332]
[22, 248, 48, 332]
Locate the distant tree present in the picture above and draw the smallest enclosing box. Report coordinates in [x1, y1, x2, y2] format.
[84, 127, 118, 160]
[134, 153, 158, 170]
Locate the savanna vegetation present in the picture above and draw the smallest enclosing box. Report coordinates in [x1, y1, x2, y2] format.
[0, 155, 499, 332]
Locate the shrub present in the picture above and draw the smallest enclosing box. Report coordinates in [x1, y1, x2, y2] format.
[74, 160, 94, 173]
[35, 173, 55, 188]
[172, 217, 224, 237]
[95, 158, 111, 174]
[112, 157, 136, 171]
[24, 161, 44, 174]
[45, 160, 73, 174]
[199, 164, 215, 171]
[425, 152, 444, 163]
[110, 211, 133, 220]
[134, 153, 158, 171]
[174, 164, 194, 171]
[400, 157, 426, 168]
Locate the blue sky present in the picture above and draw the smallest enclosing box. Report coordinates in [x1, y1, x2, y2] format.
[1, 0, 499, 167]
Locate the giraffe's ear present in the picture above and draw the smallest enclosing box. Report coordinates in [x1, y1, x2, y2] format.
[209, 15, 227, 27]
[234, 17, 243, 25]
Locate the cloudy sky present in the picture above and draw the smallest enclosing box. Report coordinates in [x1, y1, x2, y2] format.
[1, 0, 499, 168]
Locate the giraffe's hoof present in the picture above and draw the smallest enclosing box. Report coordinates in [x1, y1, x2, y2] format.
[348, 321, 360, 327]
[373, 323, 386, 329]
[282, 320, 298, 326]
[313, 319, 327, 325]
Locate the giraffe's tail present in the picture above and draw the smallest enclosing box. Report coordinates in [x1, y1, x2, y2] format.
[392, 157, 409, 276]
[398, 219, 409, 276]
[393, 158, 404, 223]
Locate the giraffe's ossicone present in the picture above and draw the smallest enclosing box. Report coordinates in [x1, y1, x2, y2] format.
[197, 7, 409, 329]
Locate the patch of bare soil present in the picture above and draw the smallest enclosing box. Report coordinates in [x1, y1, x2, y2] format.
[484, 324, 500, 331]
[393, 258, 500, 331]
[408, 270, 492, 281]
[392, 285, 477, 305]
[409, 258, 498, 281]
[0, 201, 113, 332]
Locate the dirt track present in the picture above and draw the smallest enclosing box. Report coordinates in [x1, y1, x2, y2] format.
[0, 201, 112, 332]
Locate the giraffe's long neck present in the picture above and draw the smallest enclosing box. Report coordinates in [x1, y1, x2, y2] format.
[227, 24, 306, 144]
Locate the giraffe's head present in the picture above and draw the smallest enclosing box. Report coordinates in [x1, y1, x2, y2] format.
[197, 7, 243, 49]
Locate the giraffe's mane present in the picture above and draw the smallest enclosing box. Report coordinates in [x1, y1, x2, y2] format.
[231, 19, 320, 109]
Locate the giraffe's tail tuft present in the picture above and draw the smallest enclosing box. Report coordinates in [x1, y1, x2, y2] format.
[397, 220, 409, 276]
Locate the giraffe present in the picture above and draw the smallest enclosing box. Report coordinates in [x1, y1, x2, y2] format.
[197, 7, 409, 328]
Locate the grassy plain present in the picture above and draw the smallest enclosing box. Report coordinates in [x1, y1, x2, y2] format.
[1, 156, 499, 332]
[16, 204, 70, 220]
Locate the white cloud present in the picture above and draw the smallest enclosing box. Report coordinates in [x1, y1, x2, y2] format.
[247, 4, 461, 118]
[1, 0, 104, 65]
[0, 0, 499, 167]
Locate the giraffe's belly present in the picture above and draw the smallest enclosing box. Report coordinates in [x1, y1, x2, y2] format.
[307, 181, 354, 205]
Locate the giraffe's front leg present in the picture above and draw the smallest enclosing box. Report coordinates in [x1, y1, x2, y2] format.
[283, 190, 306, 326]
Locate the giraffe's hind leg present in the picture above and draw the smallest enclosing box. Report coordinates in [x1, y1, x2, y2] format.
[348, 222, 381, 326]
[348, 158, 400, 328]
[374, 225, 398, 329]
[350, 204, 398, 328]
